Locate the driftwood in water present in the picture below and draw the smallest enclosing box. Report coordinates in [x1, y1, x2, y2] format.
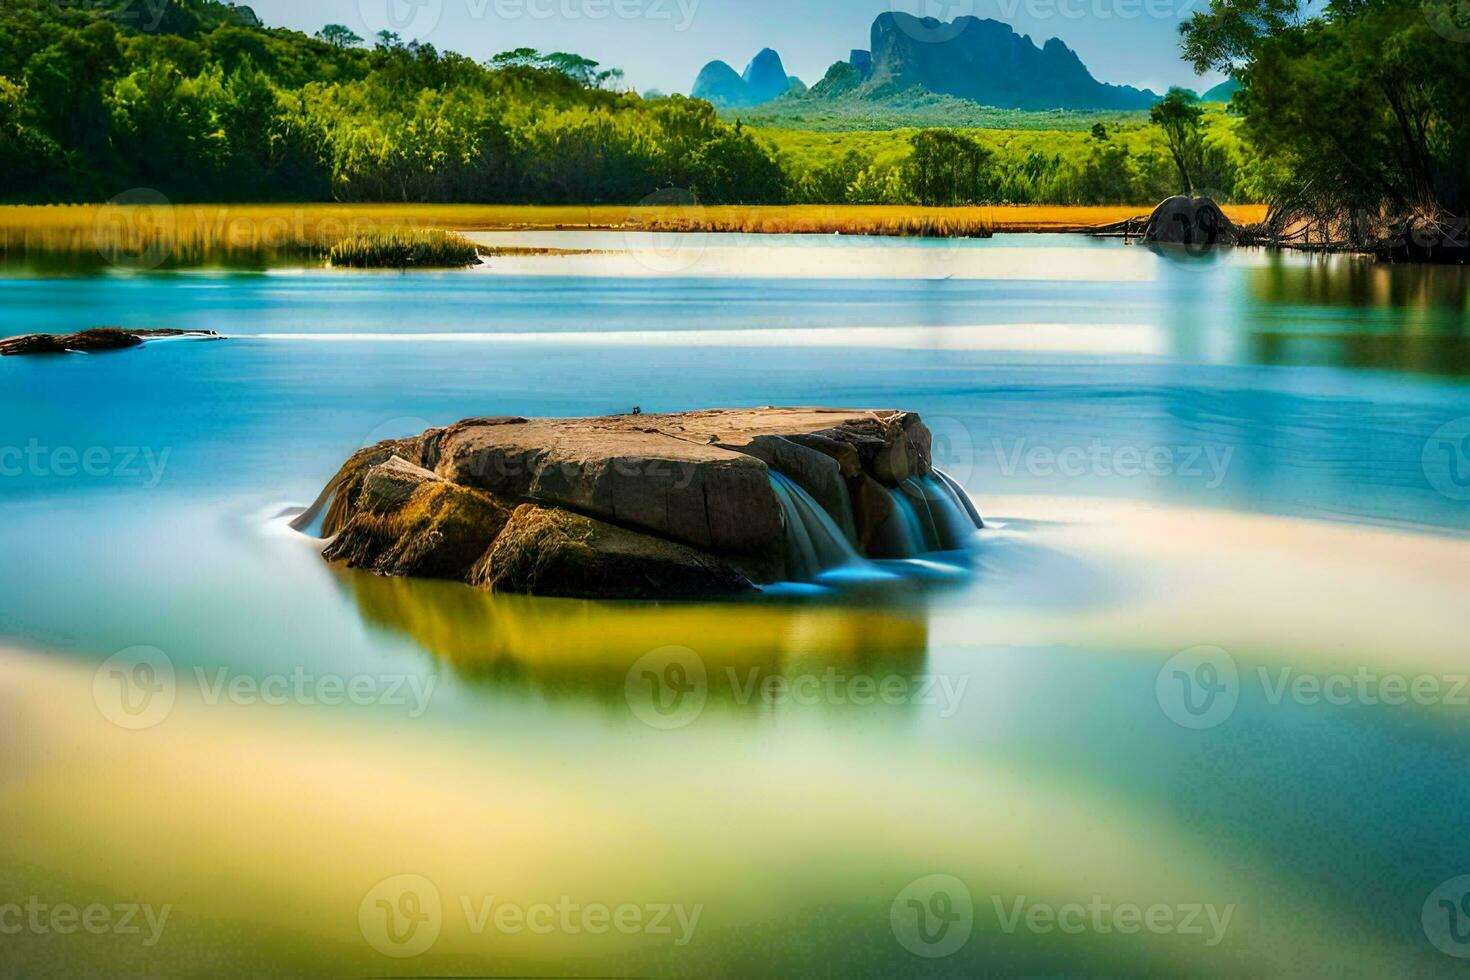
[0, 327, 221, 356]
[1241, 201, 1468, 263]
[1089, 196, 1468, 264]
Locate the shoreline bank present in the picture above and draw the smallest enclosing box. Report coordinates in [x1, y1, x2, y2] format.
[0, 203, 1271, 267]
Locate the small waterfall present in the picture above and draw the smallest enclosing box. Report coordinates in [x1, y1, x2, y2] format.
[768, 472, 864, 581]
[900, 473, 982, 551]
[883, 486, 929, 555]
[934, 468, 985, 529]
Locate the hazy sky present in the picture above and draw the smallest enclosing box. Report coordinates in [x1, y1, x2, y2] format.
[245, 0, 1224, 97]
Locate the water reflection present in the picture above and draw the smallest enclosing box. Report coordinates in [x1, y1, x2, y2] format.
[1245, 253, 1470, 375]
[1251, 253, 1470, 310]
[337, 569, 932, 718]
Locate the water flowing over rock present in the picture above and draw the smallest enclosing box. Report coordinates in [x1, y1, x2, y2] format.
[304, 408, 983, 599]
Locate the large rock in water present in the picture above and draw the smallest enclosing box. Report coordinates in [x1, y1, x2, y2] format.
[305, 408, 978, 599]
[1143, 196, 1239, 246]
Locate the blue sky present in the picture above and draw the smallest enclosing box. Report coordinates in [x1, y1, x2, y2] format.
[246, 0, 1224, 97]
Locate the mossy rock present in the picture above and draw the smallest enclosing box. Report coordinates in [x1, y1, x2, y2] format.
[474, 505, 754, 599]
[324, 458, 510, 581]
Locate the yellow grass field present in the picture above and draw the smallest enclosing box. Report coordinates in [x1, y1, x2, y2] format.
[0, 203, 1270, 265]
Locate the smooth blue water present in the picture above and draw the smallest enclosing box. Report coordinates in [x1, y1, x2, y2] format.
[3, 236, 1470, 975]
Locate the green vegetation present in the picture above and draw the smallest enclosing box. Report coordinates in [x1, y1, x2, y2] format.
[763, 107, 1266, 205]
[736, 87, 1151, 133]
[1150, 88, 1206, 195]
[1181, 0, 1468, 252]
[0, 0, 1268, 209]
[0, 0, 784, 205]
[327, 228, 480, 268]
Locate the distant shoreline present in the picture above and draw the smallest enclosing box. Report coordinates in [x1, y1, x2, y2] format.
[0, 203, 1271, 266]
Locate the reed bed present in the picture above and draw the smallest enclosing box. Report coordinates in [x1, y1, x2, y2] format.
[327, 228, 481, 269]
[0, 202, 1270, 268]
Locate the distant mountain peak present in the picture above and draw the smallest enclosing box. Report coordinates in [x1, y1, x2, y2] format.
[866, 13, 1156, 110]
[692, 48, 797, 108]
[694, 15, 1157, 114]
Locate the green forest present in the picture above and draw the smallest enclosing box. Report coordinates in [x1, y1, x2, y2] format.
[1, 0, 1464, 226]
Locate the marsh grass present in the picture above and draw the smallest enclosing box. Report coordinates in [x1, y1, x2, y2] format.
[327, 228, 481, 269]
[0, 203, 1270, 269]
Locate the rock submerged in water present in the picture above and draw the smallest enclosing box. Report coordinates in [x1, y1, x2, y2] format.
[1143, 195, 1239, 246]
[304, 408, 983, 599]
[0, 327, 220, 356]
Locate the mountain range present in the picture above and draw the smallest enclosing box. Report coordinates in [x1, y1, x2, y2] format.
[692, 13, 1160, 113]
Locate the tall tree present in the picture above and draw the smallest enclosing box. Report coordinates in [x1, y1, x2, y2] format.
[1150, 87, 1204, 195]
[314, 24, 363, 49]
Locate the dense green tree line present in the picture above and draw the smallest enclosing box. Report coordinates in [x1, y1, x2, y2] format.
[0, 0, 1330, 209]
[773, 110, 1260, 207]
[1181, 0, 1469, 243]
[0, 0, 786, 204]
